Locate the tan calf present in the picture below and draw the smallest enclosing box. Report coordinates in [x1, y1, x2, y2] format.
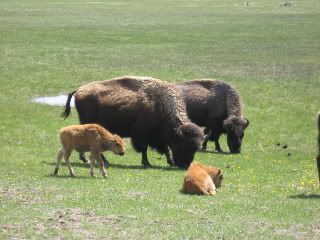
[55, 124, 125, 178]
[182, 163, 223, 195]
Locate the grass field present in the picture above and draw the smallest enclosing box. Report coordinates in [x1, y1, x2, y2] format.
[1, 0, 319, 239]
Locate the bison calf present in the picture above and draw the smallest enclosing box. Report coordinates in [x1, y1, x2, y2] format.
[182, 163, 223, 195]
[55, 124, 125, 178]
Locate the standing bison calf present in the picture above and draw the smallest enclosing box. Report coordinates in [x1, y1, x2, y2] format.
[62, 76, 204, 169]
[55, 124, 125, 178]
[177, 79, 249, 154]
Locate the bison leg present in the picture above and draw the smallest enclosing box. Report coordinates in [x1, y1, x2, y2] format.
[164, 147, 174, 166]
[317, 154, 320, 183]
[82, 152, 109, 166]
[64, 149, 75, 177]
[202, 131, 212, 151]
[214, 138, 223, 153]
[141, 150, 152, 167]
[91, 151, 107, 178]
[79, 152, 88, 163]
[100, 153, 110, 167]
[202, 130, 223, 153]
[54, 148, 64, 176]
[89, 154, 96, 177]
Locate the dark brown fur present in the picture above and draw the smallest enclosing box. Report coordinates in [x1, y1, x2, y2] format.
[177, 79, 249, 153]
[62, 76, 204, 169]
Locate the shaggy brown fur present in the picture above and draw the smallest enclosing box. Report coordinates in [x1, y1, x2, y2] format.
[62, 76, 204, 169]
[182, 163, 223, 195]
[54, 124, 125, 178]
[177, 79, 249, 153]
[317, 112, 320, 183]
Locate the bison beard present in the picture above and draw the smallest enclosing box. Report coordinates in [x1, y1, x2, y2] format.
[62, 76, 204, 169]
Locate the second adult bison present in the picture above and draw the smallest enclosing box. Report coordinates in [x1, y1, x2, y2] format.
[62, 76, 204, 169]
[177, 79, 249, 154]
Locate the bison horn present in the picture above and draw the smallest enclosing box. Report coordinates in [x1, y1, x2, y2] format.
[244, 118, 250, 128]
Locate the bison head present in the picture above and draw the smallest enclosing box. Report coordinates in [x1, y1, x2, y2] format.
[223, 116, 249, 154]
[170, 123, 204, 169]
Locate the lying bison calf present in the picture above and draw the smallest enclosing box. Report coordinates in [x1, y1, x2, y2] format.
[182, 163, 223, 195]
[54, 124, 125, 178]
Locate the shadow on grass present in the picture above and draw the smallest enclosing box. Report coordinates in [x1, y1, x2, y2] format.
[198, 149, 230, 155]
[42, 161, 89, 168]
[42, 161, 183, 171]
[108, 163, 184, 171]
[288, 194, 320, 199]
[46, 173, 96, 179]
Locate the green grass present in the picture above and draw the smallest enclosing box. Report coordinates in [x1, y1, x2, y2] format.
[1, 0, 319, 239]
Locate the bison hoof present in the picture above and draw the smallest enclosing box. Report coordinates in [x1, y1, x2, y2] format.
[167, 160, 175, 166]
[142, 162, 152, 168]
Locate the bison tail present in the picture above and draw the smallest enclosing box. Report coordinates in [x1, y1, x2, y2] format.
[61, 91, 76, 119]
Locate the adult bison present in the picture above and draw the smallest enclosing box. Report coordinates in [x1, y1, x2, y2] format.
[176, 79, 249, 154]
[62, 76, 204, 169]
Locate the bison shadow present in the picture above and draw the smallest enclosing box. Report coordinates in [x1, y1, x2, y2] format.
[288, 194, 320, 199]
[46, 174, 95, 179]
[198, 149, 230, 155]
[42, 161, 89, 168]
[108, 163, 183, 171]
[42, 161, 182, 171]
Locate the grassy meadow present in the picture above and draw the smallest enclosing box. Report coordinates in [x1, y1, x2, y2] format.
[0, 0, 319, 239]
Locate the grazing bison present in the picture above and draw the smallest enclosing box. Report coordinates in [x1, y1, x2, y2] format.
[55, 124, 125, 178]
[177, 79, 249, 154]
[62, 76, 204, 169]
[317, 112, 320, 183]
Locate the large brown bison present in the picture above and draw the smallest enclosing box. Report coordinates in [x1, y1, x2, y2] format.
[317, 112, 320, 183]
[62, 76, 204, 169]
[176, 79, 249, 154]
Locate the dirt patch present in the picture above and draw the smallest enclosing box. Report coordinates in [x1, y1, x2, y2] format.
[1, 224, 24, 239]
[127, 191, 147, 199]
[47, 208, 138, 238]
[0, 186, 45, 206]
[274, 224, 307, 239]
[274, 223, 320, 239]
[310, 223, 320, 238]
